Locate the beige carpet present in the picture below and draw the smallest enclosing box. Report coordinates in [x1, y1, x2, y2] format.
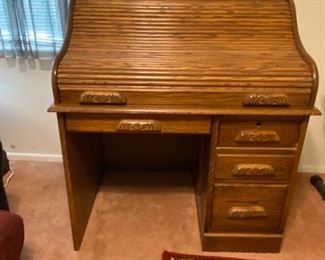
[3, 161, 325, 260]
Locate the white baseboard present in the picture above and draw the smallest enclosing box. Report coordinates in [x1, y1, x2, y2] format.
[298, 165, 325, 174]
[7, 152, 63, 162]
[5, 152, 325, 173]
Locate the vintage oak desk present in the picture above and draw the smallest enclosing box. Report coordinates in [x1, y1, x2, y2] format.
[49, 0, 320, 252]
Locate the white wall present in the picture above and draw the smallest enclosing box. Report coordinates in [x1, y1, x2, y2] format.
[0, 0, 324, 171]
[0, 59, 61, 160]
[295, 0, 325, 172]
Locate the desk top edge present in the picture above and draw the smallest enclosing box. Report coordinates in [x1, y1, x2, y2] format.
[48, 104, 321, 116]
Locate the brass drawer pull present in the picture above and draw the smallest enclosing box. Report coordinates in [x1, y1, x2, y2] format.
[232, 164, 275, 177]
[79, 91, 126, 105]
[231, 164, 275, 177]
[116, 120, 161, 132]
[227, 206, 267, 219]
[243, 94, 290, 106]
[235, 130, 280, 143]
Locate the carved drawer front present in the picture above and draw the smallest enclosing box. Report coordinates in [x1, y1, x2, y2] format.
[65, 114, 211, 134]
[218, 120, 300, 148]
[215, 153, 295, 181]
[60, 89, 310, 107]
[209, 184, 288, 233]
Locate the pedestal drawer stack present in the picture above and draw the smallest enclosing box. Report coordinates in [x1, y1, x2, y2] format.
[203, 117, 306, 252]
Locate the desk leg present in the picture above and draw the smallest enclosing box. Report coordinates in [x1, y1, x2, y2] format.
[57, 114, 105, 250]
[195, 135, 211, 238]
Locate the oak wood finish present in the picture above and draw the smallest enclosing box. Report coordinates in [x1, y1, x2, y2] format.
[79, 91, 126, 105]
[243, 94, 290, 107]
[57, 115, 105, 250]
[65, 114, 211, 134]
[219, 120, 301, 147]
[231, 164, 276, 177]
[195, 131, 214, 239]
[215, 153, 295, 181]
[278, 118, 310, 232]
[235, 130, 281, 144]
[116, 119, 161, 132]
[49, 103, 321, 116]
[210, 183, 288, 233]
[202, 233, 283, 253]
[227, 206, 267, 219]
[51, 0, 319, 253]
[54, 0, 317, 102]
[103, 134, 200, 172]
[60, 88, 311, 107]
[201, 117, 311, 252]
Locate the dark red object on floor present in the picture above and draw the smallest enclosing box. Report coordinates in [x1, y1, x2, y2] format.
[162, 251, 248, 260]
[0, 211, 24, 260]
[0, 140, 24, 260]
[0, 140, 9, 210]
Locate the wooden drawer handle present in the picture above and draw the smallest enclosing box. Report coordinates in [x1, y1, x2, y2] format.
[80, 91, 126, 105]
[116, 120, 161, 132]
[235, 130, 280, 143]
[232, 164, 275, 177]
[243, 94, 290, 106]
[227, 206, 267, 219]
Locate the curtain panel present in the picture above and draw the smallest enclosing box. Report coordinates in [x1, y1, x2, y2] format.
[0, 0, 68, 59]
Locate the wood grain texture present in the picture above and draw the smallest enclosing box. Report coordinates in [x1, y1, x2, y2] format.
[60, 88, 310, 107]
[243, 94, 290, 106]
[202, 233, 283, 252]
[48, 103, 322, 116]
[116, 119, 161, 132]
[203, 117, 302, 252]
[51, 0, 318, 108]
[287, 0, 319, 105]
[215, 153, 295, 181]
[279, 118, 310, 231]
[103, 134, 200, 172]
[231, 164, 276, 177]
[65, 114, 211, 134]
[227, 205, 267, 219]
[209, 183, 288, 233]
[194, 136, 210, 236]
[219, 120, 300, 147]
[50, 0, 319, 253]
[57, 115, 105, 250]
[79, 91, 126, 105]
[235, 130, 281, 143]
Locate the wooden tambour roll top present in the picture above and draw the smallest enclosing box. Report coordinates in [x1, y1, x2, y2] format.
[51, 0, 318, 112]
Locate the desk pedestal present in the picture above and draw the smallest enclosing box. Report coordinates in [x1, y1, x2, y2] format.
[56, 113, 309, 252]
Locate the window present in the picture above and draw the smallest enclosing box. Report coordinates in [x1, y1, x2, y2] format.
[0, 0, 68, 59]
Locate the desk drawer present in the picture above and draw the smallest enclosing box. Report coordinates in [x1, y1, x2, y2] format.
[215, 153, 295, 181]
[65, 114, 211, 134]
[209, 184, 287, 233]
[218, 120, 300, 148]
[60, 89, 311, 107]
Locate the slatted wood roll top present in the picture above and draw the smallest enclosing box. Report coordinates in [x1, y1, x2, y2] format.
[52, 0, 318, 110]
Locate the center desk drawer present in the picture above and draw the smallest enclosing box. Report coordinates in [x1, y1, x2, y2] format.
[65, 114, 211, 134]
[209, 184, 288, 233]
[61, 90, 311, 107]
[218, 120, 301, 147]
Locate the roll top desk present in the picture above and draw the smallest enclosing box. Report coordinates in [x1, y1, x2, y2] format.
[50, 0, 320, 252]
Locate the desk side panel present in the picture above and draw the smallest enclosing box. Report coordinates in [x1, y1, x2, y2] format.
[57, 114, 105, 250]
